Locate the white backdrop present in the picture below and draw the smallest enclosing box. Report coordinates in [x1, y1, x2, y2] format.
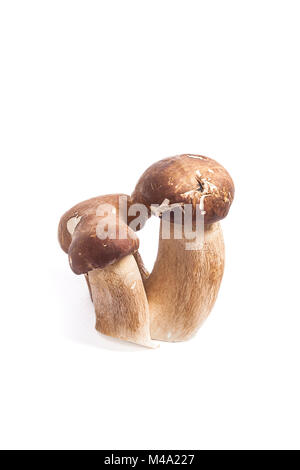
[0, 1, 299, 450]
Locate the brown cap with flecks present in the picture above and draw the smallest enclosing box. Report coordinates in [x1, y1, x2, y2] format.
[58, 194, 139, 274]
[131, 154, 234, 225]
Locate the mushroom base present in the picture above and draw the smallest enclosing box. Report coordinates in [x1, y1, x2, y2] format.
[146, 222, 225, 342]
[88, 254, 157, 348]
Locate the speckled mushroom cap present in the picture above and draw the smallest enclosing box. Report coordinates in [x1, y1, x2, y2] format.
[131, 154, 234, 225]
[58, 194, 139, 275]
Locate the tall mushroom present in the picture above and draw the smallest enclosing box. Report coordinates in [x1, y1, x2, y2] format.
[131, 154, 234, 342]
[58, 194, 156, 348]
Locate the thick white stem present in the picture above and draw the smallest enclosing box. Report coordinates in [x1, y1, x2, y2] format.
[88, 254, 157, 348]
[145, 221, 225, 341]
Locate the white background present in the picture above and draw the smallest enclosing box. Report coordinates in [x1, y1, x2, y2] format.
[0, 0, 299, 450]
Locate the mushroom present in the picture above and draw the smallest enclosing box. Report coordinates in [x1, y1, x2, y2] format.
[58, 194, 156, 348]
[131, 154, 234, 342]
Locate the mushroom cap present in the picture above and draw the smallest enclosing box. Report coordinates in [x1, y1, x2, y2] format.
[58, 194, 139, 275]
[131, 154, 234, 225]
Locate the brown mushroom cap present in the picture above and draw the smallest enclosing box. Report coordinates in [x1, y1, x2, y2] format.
[131, 154, 235, 225]
[58, 194, 139, 275]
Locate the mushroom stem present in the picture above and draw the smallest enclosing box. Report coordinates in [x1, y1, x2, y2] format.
[88, 254, 157, 348]
[133, 251, 150, 284]
[84, 274, 93, 301]
[145, 221, 225, 342]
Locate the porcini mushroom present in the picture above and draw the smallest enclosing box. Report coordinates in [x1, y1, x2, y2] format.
[58, 194, 156, 348]
[131, 154, 234, 342]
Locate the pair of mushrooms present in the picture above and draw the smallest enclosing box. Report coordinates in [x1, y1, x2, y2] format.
[58, 154, 234, 348]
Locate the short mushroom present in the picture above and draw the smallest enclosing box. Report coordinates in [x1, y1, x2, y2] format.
[131, 154, 234, 342]
[58, 194, 156, 348]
